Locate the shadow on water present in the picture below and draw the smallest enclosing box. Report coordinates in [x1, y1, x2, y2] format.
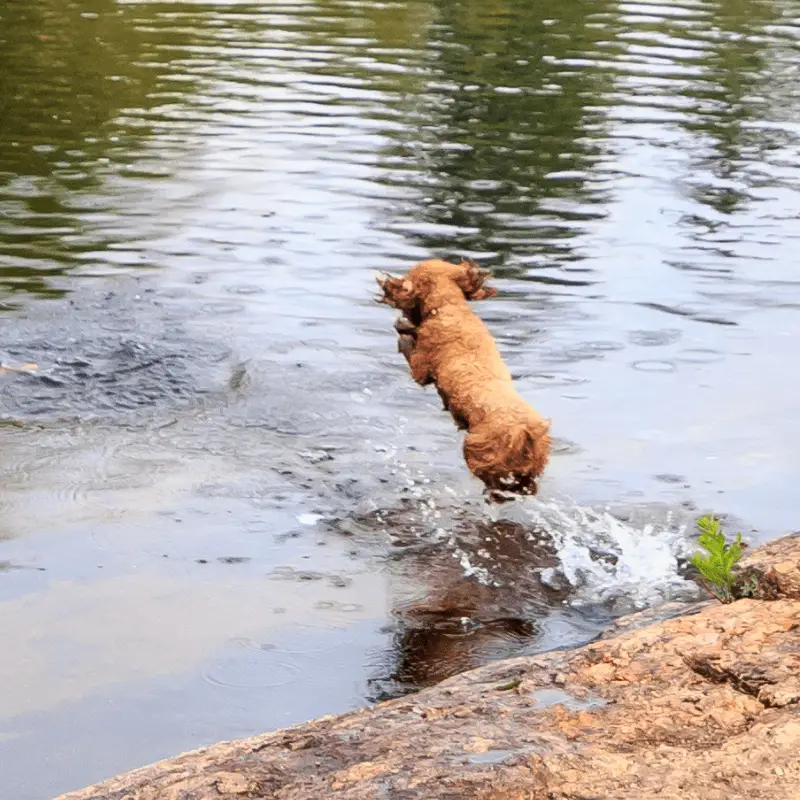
[0, 0, 799, 796]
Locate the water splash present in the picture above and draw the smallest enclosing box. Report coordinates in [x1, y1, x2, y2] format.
[368, 434, 698, 608]
[525, 500, 698, 612]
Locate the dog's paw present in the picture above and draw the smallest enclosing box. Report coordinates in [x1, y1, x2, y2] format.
[376, 273, 416, 311]
[394, 315, 418, 336]
[397, 332, 415, 361]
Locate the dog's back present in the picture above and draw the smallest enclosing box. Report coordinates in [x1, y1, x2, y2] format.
[377, 258, 552, 499]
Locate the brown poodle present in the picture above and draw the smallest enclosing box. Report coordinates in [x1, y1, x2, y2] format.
[377, 259, 552, 501]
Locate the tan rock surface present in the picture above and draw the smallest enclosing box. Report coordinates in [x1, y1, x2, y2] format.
[57, 533, 800, 800]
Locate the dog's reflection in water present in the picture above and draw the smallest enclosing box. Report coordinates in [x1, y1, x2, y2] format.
[391, 614, 538, 689]
[358, 512, 573, 698]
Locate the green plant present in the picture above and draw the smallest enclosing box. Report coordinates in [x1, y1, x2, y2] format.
[690, 515, 745, 603]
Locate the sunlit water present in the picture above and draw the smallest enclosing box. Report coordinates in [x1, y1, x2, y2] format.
[1, 0, 799, 796]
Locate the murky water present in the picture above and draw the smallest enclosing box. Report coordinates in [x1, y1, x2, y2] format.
[1, 0, 799, 796]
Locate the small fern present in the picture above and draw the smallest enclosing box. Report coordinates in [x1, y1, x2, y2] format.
[689, 515, 744, 603]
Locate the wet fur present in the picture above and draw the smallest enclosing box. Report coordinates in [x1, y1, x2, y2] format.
[377, 259, 552, 501]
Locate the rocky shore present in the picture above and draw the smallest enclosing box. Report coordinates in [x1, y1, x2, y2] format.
[58, 533, 799, 800]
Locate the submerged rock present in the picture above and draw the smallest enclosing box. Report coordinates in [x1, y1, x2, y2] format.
[57, 533, 800, 800]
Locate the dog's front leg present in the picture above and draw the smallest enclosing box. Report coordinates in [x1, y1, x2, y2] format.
[394, 315, 418, 338]
[395, 314, 418, 368]
[393, 314, 432, 386]
[409, 350, 434, 386]
[398, 331, 416, 364]
[438, 387, 468, 429]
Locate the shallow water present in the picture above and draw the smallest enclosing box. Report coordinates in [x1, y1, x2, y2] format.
[1, 0, 799, 796]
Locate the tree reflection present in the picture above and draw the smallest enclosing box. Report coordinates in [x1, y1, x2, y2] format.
[372, 0, 620, 277]
[0, 0, 206, 300]
[678, 0, 786, 216]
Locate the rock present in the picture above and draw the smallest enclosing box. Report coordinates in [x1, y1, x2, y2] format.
[735, 531, 800, 599]
[214, 773, 256, 795]
[56, 534, 800, 800]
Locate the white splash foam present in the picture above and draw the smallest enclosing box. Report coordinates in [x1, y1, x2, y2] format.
[297, 513, 323, 526]
[456, 549, 495, 586]
[525, 500, 697, 611]
[367, 426, 696, 612]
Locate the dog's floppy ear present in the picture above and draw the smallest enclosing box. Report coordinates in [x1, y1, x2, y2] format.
[376, 273, 417, 311]
[455, 260, 498, 301]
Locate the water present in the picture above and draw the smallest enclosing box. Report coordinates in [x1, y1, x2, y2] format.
[1, 0, 799, 796]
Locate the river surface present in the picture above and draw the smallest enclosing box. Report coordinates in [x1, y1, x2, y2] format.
[1, 0, 799, 796]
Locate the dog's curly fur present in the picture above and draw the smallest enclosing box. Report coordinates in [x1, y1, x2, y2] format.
[377, 258, 552, 501]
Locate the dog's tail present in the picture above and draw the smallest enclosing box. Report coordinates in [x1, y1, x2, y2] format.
[463, 418, 552, 494]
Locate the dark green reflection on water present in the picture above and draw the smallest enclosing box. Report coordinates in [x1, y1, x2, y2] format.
[0, 0, 795, 303]
[0, 0, 201, 300]
[677, 0, 786, 215]
[374, 0, 621, 275]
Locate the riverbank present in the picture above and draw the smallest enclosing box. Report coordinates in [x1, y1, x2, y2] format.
[57, 532, 799, 800]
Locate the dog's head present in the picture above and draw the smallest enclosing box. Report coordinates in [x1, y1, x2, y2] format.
[376, 259, 498, 312]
